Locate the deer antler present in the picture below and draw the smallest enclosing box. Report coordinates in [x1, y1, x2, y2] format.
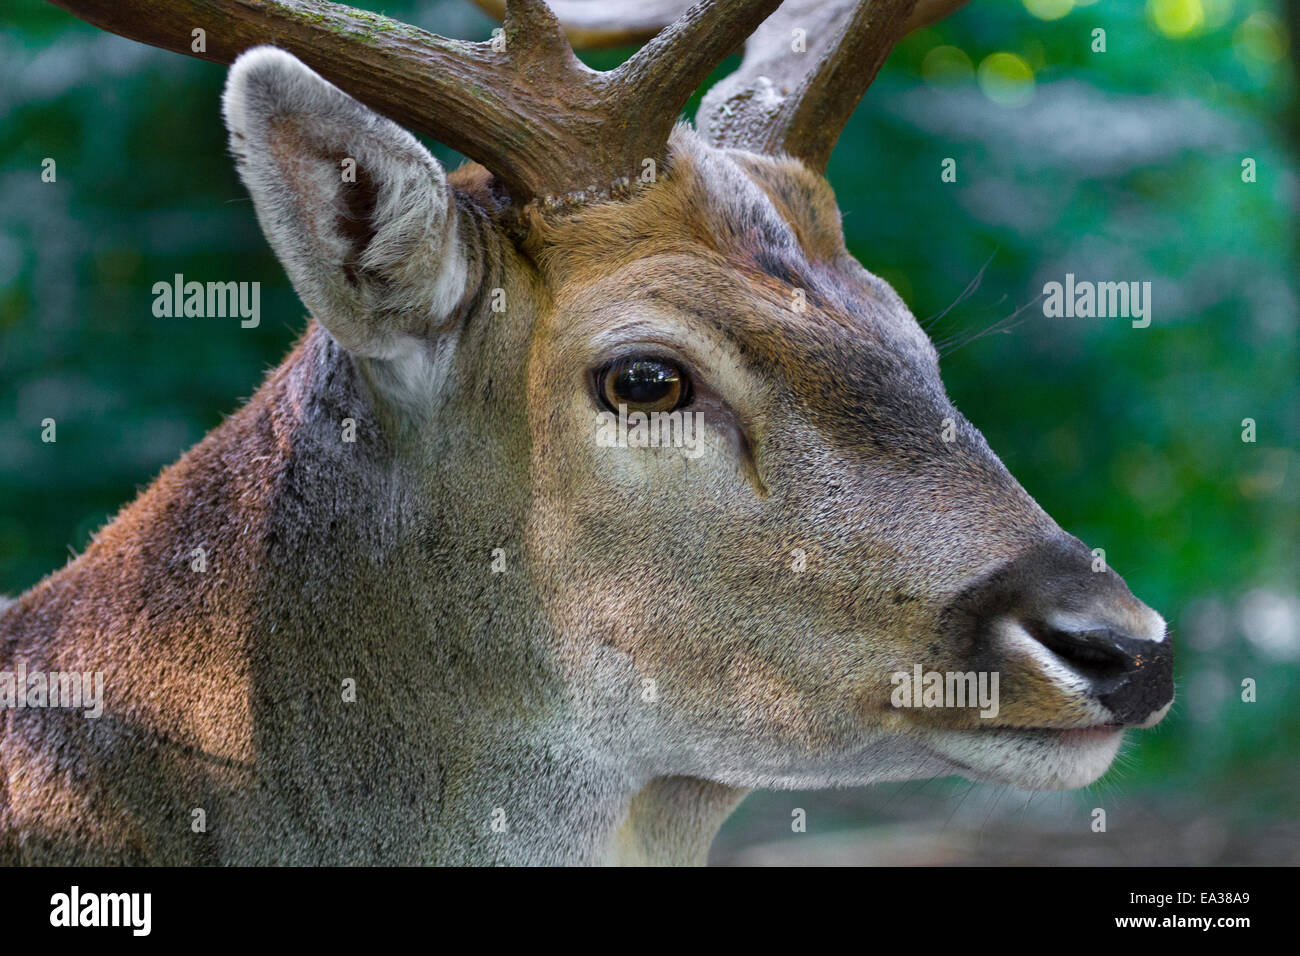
[698, 0, 970, 170]
[472, 0, 971, 171]
[46, 0, 781, 204]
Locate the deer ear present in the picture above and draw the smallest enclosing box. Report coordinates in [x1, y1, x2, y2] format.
[222, 47, 468, 360]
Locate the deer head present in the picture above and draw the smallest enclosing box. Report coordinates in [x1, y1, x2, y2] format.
[12, 0, 1173, 865]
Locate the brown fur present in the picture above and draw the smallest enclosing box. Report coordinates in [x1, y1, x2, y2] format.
[1, 109, 1168, 865]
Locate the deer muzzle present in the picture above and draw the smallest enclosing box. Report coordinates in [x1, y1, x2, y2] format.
[943, 535, 1174, 729]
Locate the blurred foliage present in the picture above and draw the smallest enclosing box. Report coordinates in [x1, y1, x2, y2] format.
[1, 0, 1296, 860]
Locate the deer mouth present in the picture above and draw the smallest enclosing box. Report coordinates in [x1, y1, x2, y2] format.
[1044, 723, 1124, 744]
[920, 723, 1129, 791]
[993, 723, 1123, 741]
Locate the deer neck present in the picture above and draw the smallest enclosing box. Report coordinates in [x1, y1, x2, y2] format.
[606, 777, 750, 865]
[6, 323, 743, 864]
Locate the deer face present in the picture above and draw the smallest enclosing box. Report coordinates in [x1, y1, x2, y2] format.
[521, 132, 1173, 793]
[225, 45, 1171, 801]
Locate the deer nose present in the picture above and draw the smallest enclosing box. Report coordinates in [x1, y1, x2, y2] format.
[1019, 615, 1173, 725]
[943, 535, 1174, 725]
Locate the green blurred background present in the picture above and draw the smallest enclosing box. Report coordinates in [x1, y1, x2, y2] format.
[1, 0, 1296, 863]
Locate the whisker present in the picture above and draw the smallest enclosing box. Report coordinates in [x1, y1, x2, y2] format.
[936, 294, 1042, 358]
[922, 248, 999, 330]
[942, 779, 980, 832]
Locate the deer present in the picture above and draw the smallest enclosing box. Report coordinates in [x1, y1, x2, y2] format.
[1, 0, 1174, 866]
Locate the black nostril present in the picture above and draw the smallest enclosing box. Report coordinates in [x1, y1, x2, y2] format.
[1026, 622, 1133, 686]
[1023, 619, 1174, 724]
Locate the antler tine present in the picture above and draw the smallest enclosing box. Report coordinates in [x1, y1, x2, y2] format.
[700, 0, 970, 169]
[606, 0, 783, 164]
[712, 0, 918, 169]
[499, 0, 582, 63]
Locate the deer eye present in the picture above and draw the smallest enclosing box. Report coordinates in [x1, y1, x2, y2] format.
[596, 357, 690, 414]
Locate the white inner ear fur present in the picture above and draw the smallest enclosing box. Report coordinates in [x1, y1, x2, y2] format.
[222, 46, 468, 397]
